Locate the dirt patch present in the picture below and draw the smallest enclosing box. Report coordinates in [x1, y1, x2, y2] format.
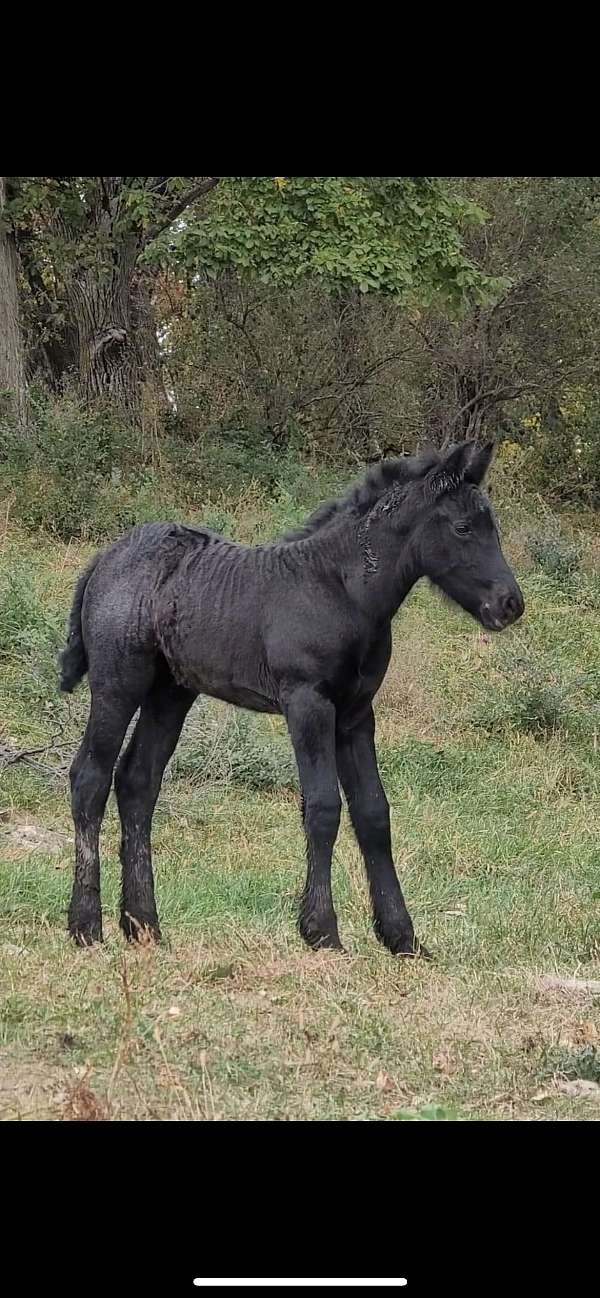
[1, 816, 70, 862]
[0, 1050, 68, 1120]
[0, 1051, 112, 1121]
[533, 1078, 600, 1104]
[530, 972, 600, 997]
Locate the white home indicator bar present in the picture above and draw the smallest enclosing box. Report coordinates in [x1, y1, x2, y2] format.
[193, 1282, 408, 1289]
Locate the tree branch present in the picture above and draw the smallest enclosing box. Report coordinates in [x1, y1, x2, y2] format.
[142, 178, 220, 247]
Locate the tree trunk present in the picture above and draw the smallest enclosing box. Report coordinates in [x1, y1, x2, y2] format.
[67, 255, 166, 422]
[10, 176, 215, 420]
[0, 177, 26, 422]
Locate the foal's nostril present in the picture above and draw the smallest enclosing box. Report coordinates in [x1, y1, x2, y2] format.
[501, 590, 523, 621]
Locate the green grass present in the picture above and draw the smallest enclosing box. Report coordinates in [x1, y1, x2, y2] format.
[1, 492, 600, 1121]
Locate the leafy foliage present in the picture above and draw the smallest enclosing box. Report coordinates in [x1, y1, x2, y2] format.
[7, 176, 218, 269]
[163, 176, 502, 308]
[0, 395, 145, 538]
[5, 176, 600, 503]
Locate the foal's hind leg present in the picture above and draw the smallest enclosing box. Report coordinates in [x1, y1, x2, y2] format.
[68, 693, 139, 945]
[115, 677, 195, 943]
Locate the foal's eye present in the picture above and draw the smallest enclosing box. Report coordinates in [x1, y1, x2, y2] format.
[453, 522, 471, 538]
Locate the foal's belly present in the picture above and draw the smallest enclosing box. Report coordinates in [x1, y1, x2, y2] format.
[200, 679, 280, 713]
[159, 615, 280, 713]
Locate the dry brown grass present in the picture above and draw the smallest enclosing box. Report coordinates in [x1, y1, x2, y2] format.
[2, 933, 599, 1121]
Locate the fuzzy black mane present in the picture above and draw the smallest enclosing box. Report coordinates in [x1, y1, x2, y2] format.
[281, 451, 441, 541]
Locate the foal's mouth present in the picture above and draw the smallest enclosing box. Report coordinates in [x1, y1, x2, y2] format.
[480, 592, 525, 631]
[480, 610, 511, 631]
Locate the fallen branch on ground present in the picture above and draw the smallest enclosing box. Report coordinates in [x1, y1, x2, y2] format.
[0, 735, 72, 780]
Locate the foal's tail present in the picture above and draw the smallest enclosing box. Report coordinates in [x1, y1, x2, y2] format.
[58, 554, 102, 693]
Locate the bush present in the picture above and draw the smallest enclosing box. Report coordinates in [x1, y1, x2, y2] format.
[540, 1045, 600, 1086]
[0, 395, 147, 540]
[0, 394, 227, 541]
[0, 563, 63, 704]
[529, 533, 581, 584]
[471, 647, 597, 739]
[171, 705, 298, 792]
[0, 394, 350, 542]
[525, 396, 600, 508]
[572, 399, 600, 505]
[0, 568, 51, 657]
[165, 425, 287, 497]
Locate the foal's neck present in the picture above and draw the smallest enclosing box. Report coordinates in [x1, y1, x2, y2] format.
[291, 512, 420, 622]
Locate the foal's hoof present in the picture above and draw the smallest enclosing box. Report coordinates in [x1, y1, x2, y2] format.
[392, 936, 432, 960]
[299, 915, 344, 953]
[375, 922, 432, 959]
[68, 891, 103, 946]
[313, 935, 346, 954]
[69, 919, 103, 947]
[120, 912, 162, 945]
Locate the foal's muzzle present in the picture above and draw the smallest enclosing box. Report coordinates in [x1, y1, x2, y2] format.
[480, 583, 525, 631]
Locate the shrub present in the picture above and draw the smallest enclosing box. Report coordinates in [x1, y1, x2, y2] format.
[471, 647, 597, 739]
[529, 533, 581, 584]
[0, 395, 347, 542]
[540, 1045, 600, 1086]
[0, 395, 144, 540]
[171, 705, 298, 792]
[0, 563, 63, 704]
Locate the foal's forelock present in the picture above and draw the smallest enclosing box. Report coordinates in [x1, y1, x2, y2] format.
[425, 471, 463, 500]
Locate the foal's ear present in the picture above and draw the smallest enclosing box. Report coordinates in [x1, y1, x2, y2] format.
[442, 441, 473, 478]
[464, 441, 495, 486]
[426, 441, 471, 497]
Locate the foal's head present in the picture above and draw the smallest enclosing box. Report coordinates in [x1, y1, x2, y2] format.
[416, 441, 524, 631]
[380, 441, 524, 631]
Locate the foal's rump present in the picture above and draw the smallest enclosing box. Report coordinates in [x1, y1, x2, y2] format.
[59, 522, 212, 696]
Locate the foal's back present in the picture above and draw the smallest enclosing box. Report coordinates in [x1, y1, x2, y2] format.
[79, 519, 350, 711]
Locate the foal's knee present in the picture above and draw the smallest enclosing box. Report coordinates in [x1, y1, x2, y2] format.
[364, 801, 391, 838]
[303, 791, 341, 842]
[348, 793, 390, 842]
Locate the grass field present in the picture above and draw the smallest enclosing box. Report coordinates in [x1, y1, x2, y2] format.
[1, 484, 600, 1121]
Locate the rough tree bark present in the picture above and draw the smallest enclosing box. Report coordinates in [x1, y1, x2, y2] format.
[62, 177, 218, 420]
[0, 177, 26, 422]
[8, 177, 217, 419]
[68, 251, 148, 411]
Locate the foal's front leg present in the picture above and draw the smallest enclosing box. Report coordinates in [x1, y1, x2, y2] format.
[285, 686, 342, 950]
[336, 706, 427, 957]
